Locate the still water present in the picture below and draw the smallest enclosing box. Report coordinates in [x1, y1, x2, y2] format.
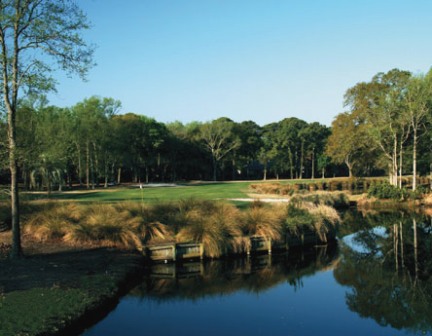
[83, 210, 432, 336]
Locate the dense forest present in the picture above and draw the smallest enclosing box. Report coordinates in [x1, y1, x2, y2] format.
[1, 68, 432, 190]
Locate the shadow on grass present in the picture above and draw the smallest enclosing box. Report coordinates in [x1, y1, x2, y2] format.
[0, 247, 144, 336]
[0, 248, 142, 293]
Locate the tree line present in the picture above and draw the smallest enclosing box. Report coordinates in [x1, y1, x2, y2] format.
[0, 96, 334, 188]
[2, 67, 432, 191]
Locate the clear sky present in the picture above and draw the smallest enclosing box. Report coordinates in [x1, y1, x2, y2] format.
[48, 0, 432, 126]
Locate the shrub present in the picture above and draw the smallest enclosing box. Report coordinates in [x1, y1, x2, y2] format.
[407, 185, 428, 200]
[294, 192, 350, 208]
[367, 181, 407, 200]
[285, 200, 340, 241]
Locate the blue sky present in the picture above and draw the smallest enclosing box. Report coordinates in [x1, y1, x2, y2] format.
[48, 0, 432, 126]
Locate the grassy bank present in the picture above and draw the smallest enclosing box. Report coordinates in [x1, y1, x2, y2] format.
[0, 248, 144, 336]
[0, 181, 350, 335]
[8, 196, 344, 259]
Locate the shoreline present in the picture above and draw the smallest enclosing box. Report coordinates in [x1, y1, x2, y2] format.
[0, 248, 145, 336]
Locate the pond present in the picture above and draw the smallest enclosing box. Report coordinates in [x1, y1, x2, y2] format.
[83, 210, 432, 336]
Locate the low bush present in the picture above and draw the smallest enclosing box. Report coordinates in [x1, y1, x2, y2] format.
[299, 192, 350, 208]
[285, 200, 340, 241]
[367, 181, 407, 200]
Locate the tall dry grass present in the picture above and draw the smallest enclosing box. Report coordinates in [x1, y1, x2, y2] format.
[114, 202, 173, 244]
[285, 200, 340, 242]
[23, 203, 80, 242]
[20, 196, 342, 255]
[63, 204, 143, 250]
[176, 200, 241, 258]
[22, 202, 173, 251]
[239, 201, 286, 241]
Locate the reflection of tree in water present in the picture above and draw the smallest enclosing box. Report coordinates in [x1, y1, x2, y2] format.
[129, 244, 339, 302]
[335, 211, 432, 334]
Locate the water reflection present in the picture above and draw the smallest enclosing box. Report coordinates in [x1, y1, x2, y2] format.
[84, 210, 432, 336]
[336, 210, 432, 334]
[132, 245, 339, 302]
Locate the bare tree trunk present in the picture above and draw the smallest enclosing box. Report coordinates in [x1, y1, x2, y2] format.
[399, 140, 403, 189]
[90, 155, 95, 190]
[413, 218, 418, 280]
[8, 134, 21, 257]
[391, 137, 398, 186]
[288, 148, 294, 179]
[345, 158, 353, 178]
[86, 141, 90, 189]
[394, 224, 399, 272]
[212, 156, 217, 181]
[92, 142, 99, 187]
[117, 167, 122, 184]
[299, 141, 304, 179]
[4, 71, 21, 257]
[311, 148, 315, 179]
[76, 144, 82, 186]
[103, 152, 108, 188]
[399, 221, 404, 269]
[412, 127, 417, 191]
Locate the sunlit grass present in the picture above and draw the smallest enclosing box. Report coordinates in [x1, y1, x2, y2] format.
[239, 201, 286, 241]
[175, 200, 241, 258]
[17, 185, 343, 256]
[21, 182, 252, 203]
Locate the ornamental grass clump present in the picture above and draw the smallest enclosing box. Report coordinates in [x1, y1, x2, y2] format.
[23, 203, 80, 242]
[63, 204, 143, 250]
[285, 199, 340, 242]
[239, 201, 286, 242]
[175, 200, 241, 258]
[113, 202, 173, 245]
[304, 203, 340, 241]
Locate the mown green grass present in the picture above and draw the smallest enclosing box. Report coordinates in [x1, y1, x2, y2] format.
[22, 182, 254, 203]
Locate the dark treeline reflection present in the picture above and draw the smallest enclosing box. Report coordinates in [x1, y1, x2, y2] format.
[335, 210, 432, 334]
[129, 245, 339, 302]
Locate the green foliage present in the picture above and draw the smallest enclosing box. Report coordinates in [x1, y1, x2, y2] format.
[285, 198, 340, 241]
[300, 192, 350, 208]
[285, 203, 315, 229]
[367, 181, 407, 200]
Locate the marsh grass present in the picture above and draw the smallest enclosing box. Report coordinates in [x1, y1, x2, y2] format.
[113, 202, 174, 245]
[176, 200, 241, 258]
[63, 204, 143, 250]
[23, 203, 145, 250]
[239, 201, 286, 241]
[19, 194, 341, 255]
[23, 203, 80, 242]
[286, 200, 340, 242]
